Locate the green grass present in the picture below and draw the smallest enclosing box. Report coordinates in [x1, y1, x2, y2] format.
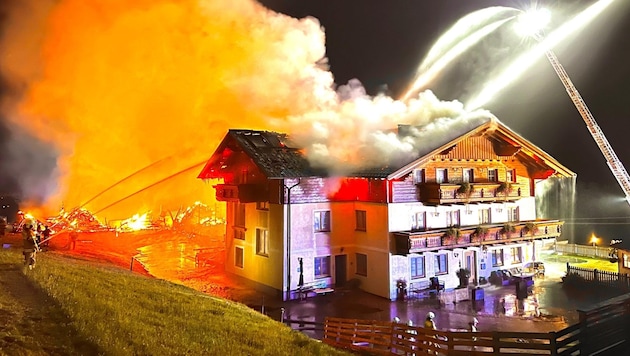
[0, 250, 348, 355]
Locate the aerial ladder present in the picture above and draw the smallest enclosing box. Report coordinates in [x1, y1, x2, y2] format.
[544, 50, 630, 207]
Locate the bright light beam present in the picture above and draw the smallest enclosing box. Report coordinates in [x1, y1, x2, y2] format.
[466, 0, 616, 110]
[402, 16, 516, 101]
[513, 7, 551, 38]
[401, 6, 520, 101]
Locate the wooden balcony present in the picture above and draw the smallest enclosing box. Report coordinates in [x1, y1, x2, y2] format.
[393, 220, 563, 255]
[214, 184, 266, 203]
[418, 182, 523, 205]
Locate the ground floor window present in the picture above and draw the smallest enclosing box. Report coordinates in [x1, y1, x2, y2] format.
[235, 247, 244, 268]
[510, 246, 522, 263]
[410, 256, 425, 278]
[256, 228, 268, 257]
[356, 253, 368, 276]
[624, 253, 630, 269]
[315, 256, 331, 278]
[434, 254, 448, 275]
[492, 249, 504, 267]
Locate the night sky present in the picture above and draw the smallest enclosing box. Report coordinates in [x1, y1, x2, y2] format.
[258, 0, 630, 245]
[2, 0, 630, 243]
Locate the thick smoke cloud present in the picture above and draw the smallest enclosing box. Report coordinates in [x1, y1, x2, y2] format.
[0, 0, 493, 220]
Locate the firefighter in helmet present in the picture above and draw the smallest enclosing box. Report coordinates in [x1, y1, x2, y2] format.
[22, 220, 39, 269]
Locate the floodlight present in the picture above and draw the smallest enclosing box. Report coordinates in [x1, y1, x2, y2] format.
[514, 8, 551, 37]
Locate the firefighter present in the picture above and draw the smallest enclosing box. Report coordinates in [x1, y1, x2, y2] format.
[22, 221, 39, 269]
[0, 216, 7, 237]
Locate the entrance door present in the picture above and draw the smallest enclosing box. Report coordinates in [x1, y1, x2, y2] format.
[465, 251, 476, 283]
[335, 254, 347, 287]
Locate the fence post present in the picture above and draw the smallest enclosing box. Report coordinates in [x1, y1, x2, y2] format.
[578, 310, 589, 355]
[594, 269, 599, 284]
[130, 256, 134, 271]
[549, 331, 557, 356]
[280, 307, 285, 323]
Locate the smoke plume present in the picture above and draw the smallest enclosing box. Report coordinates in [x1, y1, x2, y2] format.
[0, 0, 490, 220]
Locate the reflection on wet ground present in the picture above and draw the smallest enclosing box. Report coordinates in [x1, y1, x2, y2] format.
[6, 230, 626, 339]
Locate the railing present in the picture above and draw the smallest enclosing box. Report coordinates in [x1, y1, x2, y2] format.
[323, 290, 630, 355]
[566, 264, 630, 291]
[418, 182, 523, 205]
[555, 241, 614, 259]
[395, 220, 563, 254]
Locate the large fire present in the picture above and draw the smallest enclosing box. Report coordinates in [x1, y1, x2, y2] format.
[1, 0, 332, 220]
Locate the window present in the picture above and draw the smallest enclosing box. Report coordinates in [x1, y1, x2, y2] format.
[411, 212, 426, 230]
[508, 206, 519, 222]
[436, 169, 448, 183]
[446, 210, 460, 227]
[463, 168, 474, 183]
[410, 256, 425, 278]
[479, 208, 491, 224]
[256, 201, 269, 210]
[355, 210, 367, 231]
[434, 254, 448, 275]
[314, 211, 331, 232]
[506, 169, 516, 182]
[624, 253, 630, 269]
[235, 247, 244, 268]
[256, 228, 268, 256]
[510, 247, 522, 263]
[491, 249, 504, 267]
[413, 169, 425, 184]
[488, 169, 498, 182]
[235, 202, 246, 227]
[315, 256, 331, 278]
[233, 228, 245, 240]
[356, 253, 368, 276]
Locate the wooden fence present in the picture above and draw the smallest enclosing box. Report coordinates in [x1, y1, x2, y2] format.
[555, 241, 613, 259]
[566, 263, 630, 291]
[323, 292, 630, 355]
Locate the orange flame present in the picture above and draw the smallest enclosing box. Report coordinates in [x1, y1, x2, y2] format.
[1, 0, 333, 220]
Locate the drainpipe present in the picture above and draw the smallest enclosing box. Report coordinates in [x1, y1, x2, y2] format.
[284, 178, 301, 301]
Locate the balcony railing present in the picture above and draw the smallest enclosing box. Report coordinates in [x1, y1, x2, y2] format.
[418, 182, 523, 205]
[394, 220, 563, 255]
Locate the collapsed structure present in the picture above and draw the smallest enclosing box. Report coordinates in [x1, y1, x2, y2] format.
[198, 117, 574, 300]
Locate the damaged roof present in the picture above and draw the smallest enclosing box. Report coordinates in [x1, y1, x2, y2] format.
[198, 118, 575, 180]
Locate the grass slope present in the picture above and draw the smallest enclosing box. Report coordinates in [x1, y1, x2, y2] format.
[0, 249, 347, 355]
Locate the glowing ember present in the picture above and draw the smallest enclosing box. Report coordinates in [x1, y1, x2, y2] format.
[119, 213, 150, 231]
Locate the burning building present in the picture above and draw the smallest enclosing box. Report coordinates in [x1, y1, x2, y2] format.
[198, 116, 574, 300]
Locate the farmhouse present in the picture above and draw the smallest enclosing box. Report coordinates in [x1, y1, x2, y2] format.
[198, 117, 574, 300]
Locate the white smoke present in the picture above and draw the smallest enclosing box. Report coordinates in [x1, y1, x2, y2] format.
[286, 79, 494, 175]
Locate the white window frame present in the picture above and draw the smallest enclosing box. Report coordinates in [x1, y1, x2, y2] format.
[492, 249, 504, 267]
[488, 169, 498, 182]
[510, 247, 522, 263]
[410, 256, 425, 278]
[411, 212, 426, 230]
[479, 208, 491, 224]
[256, 228, 268, 257]
[463, 168, 474, 183]
[235, 247, 244, 268]
[314, 210, 331, 232]
[434, 254, 448, 275]
[315, 256, 331, 279]
[436, 168, 448, 183]
[446, 210, 460, 227]
[506, 169, 516, 183]
[508, 206, 519, 222]
[413, 169, 425, 184]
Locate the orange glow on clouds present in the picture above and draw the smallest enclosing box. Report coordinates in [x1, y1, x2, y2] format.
[1, 0, 333, 219]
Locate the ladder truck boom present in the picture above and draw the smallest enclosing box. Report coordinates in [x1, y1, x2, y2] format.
[545, 50, 630, 206]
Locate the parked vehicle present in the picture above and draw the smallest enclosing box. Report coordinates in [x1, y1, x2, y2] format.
[523, 261, 545, 276]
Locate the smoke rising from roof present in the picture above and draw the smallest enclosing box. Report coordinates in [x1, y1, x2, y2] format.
[1, 0, 495, 218]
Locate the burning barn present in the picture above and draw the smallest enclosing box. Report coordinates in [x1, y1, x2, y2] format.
[199, 116, 574, 300]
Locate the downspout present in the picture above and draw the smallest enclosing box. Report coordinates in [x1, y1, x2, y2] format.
[284, 178, 301, 301]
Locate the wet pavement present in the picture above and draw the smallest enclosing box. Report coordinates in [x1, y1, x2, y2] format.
[4, 230, 626, 341]
[255, 256, 627, 340]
